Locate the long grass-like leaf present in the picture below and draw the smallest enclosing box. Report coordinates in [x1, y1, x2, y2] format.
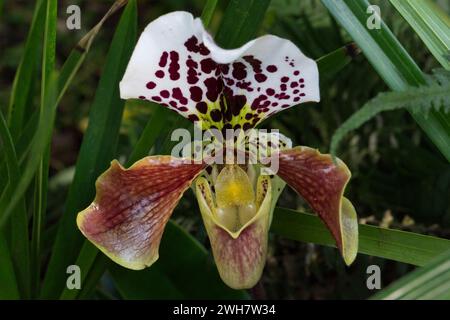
[215, 0, 271, 48]
[41, 0, 137, 299]
[200, 0, 218, 26]
[0, 111, 21, 299]
[7, 0, 45, 139]
[322, 0, 450, 162]
[371, 249, 450, 299]
[30, 0, 57, 298]
[272, 208, 450, 267]
[390, 0, 450, 70]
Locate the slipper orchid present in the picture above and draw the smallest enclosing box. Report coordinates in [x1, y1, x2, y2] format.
[77, 11, 358, 289]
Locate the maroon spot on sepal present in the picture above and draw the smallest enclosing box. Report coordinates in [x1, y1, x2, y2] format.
[232, 62, 247, 80]
[200, 58, 217, 74]
[189, 86, 203, 102]
[255, 74, 267, 83]
[243, 55, 263, 73]
[204, 77, 222, 102]
[155, 70, 165, 78]
[210, 109, 222, 122]
[146, 81, 156, 89]
[196, 102, 208, 114]
[158, 51, 168, 67]
[168, 51, 180, 81]
[160, 90, 170, 98]
[266, 65, 277, 73]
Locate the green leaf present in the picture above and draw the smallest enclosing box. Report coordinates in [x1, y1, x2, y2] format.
[110, 222, 249, 299]
[317, 43, 361, 81]
[127, 104, 172, 165]
[41, 0, 138, 299]
[331, 71, 450, 156]
[0, 233, 19, 299]
[215, 0, 271, 48]
[371, 249, 450, 299]
[200, 0, 218, 26]
[31, 0, 57, 298]
[271, 208, 450, 267]
[0, 111, 20, 299]
[390, 0, 450, 70]
[321, 0, 450, 162]
[7, 0, 45, 139]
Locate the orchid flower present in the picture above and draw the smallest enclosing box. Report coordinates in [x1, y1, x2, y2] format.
[76, 11, 358, 289]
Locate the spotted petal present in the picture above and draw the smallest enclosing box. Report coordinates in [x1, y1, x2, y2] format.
[120, 11, 319, 130]
[195, 166, 272, 289]
[203, 33, 320, 129]
[120, 11, 221, 126]
[77, 156, 205, 270]
[275, 147, 358, 265]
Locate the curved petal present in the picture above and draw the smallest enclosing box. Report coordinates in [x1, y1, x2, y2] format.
[120, 11, 223, 128]
[77, 156, 205, 270]
[274, 147, 358, 265]
[120, 11, 319, 130]
[195, 168, 272, 289]
[203, 33, 320, 129]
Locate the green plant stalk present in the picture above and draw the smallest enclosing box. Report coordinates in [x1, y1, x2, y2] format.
[321, 0, 450, 162]
[272, 208, 450, 267]
[389, 0, 450, 70]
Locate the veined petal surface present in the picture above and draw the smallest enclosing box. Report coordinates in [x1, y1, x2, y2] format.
[77, 156, 205, 270]
[275, 147, 358, 265]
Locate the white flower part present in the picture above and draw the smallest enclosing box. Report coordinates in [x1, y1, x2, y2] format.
[120, 11, 320, 129]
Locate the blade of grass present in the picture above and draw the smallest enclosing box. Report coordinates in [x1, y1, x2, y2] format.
[0, 105, 30, 299]
[7, 0, 45, 139]
[30, 0, 57, 298]
[390, 0, 450, 70]
[371, 249, 450, 299]
[215, 0, 271, 48]
[0, 70, 58, 227]
[272, 208, 450, 267]
[200, 0, 218, 27]
[41, 0, 137, 299]
[0, 111, 20, 299]
[321, 0, 450, 162]
[0, 233, 19, 299]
